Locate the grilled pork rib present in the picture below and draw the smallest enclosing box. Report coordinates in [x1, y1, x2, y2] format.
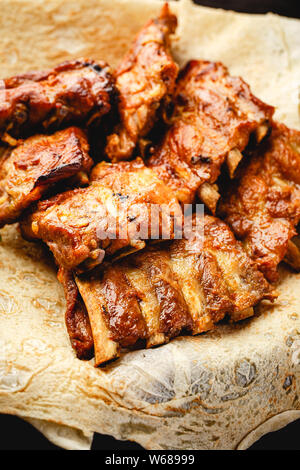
[20, 158, 182, 272]
[0, 127, 92, 227]
[220, 122, 300, 282]
[149, 60, 274, 213]
[105, 3, 179, 162]
[0, 59, 114, 142]
[61, 215, 275, 365]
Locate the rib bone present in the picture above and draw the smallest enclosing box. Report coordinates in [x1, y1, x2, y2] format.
[227, 148, 243, 178]
[198, 183, 220, 214]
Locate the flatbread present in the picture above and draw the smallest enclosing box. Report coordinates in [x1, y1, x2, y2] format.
[0, 0, 299, 450]
[26, 418, 93, 450]
[0, 0, 177, 74]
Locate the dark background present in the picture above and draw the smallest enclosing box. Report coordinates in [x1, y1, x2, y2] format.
[1, 0, 299, 451]
[193, 0, 300, 18]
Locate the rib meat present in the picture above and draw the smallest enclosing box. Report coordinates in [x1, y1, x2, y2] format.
[20, 158, 182, 272]
[73, 215, 275, 366]
[149, 60, 274, 212]
[58, 267, 94, 360]
[219, 121, 300, 282]
[0, 127, 92, 227]
[105, 3, 178, 161]
[0, 59, 114, 142]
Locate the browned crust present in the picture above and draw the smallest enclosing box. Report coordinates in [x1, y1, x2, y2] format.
[131, 249, 193, 337]
[0, 127, 92, 227]
[0, 58, 114, 140]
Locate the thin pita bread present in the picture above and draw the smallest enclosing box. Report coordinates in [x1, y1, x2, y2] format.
[26, 418, 93, 450]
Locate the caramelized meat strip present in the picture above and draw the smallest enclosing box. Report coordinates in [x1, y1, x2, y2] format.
[0, 59, 114, 142]
[58, 268, 94, 360]
[149, 60, 274, 212]
[74, 215, 275, 366]
[219, 122, 300, 282]
[105, 3, 178, 161]
[20, 158, 182, 272]
[0, 127, 92, 227]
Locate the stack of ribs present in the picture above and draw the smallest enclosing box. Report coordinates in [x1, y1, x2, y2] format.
[0, 3, 299, 366]
[60, 215, 275, 365]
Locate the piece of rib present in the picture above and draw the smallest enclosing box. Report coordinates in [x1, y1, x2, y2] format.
[149, 60, 274, 212]
[219, 121, 300, 282]
[105, 3, 179, 162]
[74, 215, 275, 366]
[0, 127, 92, 227]
[20, 158, 182, 273]
[0, 59, 114, 142]
[58, 268, 94, 360]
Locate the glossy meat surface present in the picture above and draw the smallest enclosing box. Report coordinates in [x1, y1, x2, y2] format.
[75, 215, 275, 366]
[0, 59, 114, 141]
[105, 3, 178, 161]
[0, 127, 92, 227]
[219, 122, 300, 282]
[58, 268, 94, 360]
[20, 158, 182, 272]
[149, 60, 274, 211]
